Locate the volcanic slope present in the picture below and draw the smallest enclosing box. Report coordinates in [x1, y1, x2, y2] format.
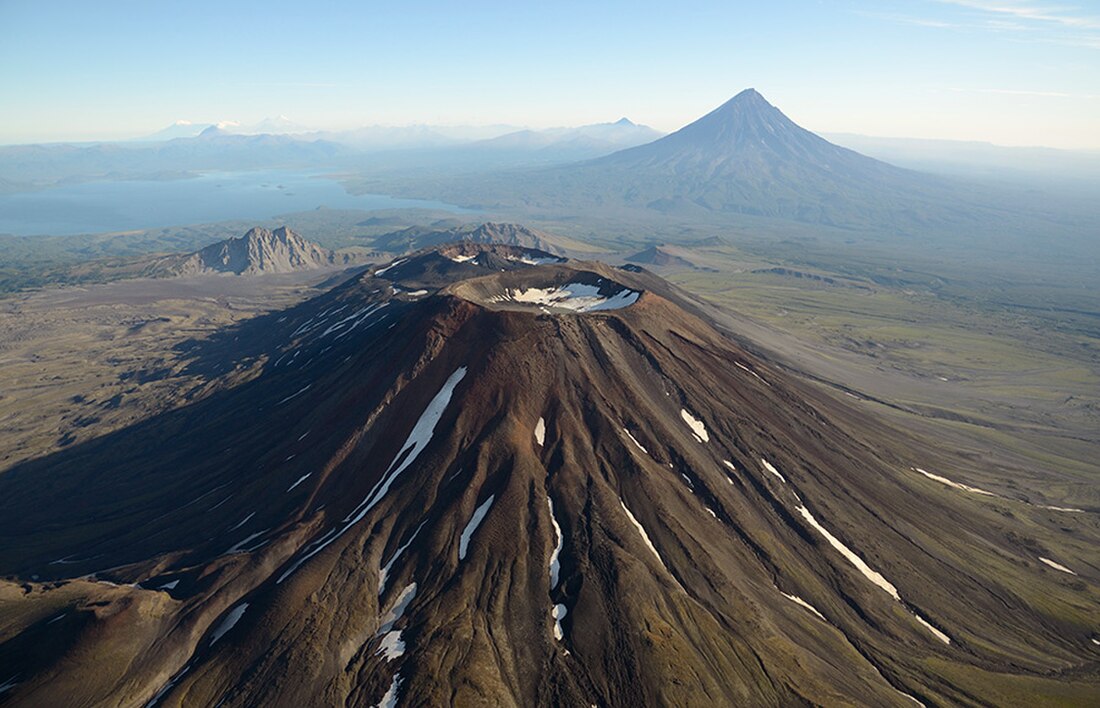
[0, 243, 1097, 707]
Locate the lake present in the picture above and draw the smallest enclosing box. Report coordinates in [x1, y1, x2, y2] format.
[0, 170, 468, 236]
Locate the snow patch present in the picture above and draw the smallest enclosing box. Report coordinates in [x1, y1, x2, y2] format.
[209, 603, 249, 646]
[1039, 504, 1085, 513]
[796, 505, 900, 600]
[761, 458, 787, 483]
[379, 583, 418, 634]
[490, 282, 639, 312]
[680, 409, 709, 443]
[547, 497, 564, 589]
[157, 580, 179, 591]
[535, 417, 546, 446]
[376, 631, 405, 660]
[459, 495, 495, 560]
[375, 673, 402, 708]
[735, 361, 770, 386]
[913, 467, 995, 496]
[449, 254, 477, 263]
[552, 603, 567, 641]
[228, 513, 255, 532]
[1039, 557, 1077, 575]
[619, 499, 664, 567]
[406, 289, 428, 297]
[0, 677, 17, 695]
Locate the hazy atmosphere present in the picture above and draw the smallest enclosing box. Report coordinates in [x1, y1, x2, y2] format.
[0, 2, 1097, 707]
[3, 0, 1099, 147]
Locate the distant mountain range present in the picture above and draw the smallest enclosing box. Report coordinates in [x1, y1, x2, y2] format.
[371, 222, 570, 255]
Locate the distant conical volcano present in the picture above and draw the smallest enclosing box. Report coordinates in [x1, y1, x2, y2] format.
[0, 243, 1096, 706]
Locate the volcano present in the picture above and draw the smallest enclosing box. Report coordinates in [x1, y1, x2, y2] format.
[0, 244, 1096, 706]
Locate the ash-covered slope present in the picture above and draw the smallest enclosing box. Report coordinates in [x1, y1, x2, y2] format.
[153, 226, 350, 276]
[0, 244, 1097, 707]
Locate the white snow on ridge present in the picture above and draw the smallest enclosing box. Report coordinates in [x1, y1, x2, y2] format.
[1039, 505, 1085, 513]
[761, 458, 787, 484]
[459, 495, 495, 560]
[796, 504, 900, 600]
[535, 417, 546, 446]
[157, 580, 179, 591]
[781, 592, 826, 621]
[374, 258, 407, 277]
[0, 676, 18, 695]
[619, 500, 665, 567]
[623, 429, 648, 454]
[913, 467, 995, 497]
[1038, 557, 1077, 575]
[209, 603, 249, 646]
[449, 254, 477, 263]
[491, 282, 639, 312]
[914, 613, 951, 644]
[552, 603, 567, 641]
[506, 253, 564, 266]
[548, 497, 563, 589]
[680, 409, 709, 443]
[735, 361, 770, 386]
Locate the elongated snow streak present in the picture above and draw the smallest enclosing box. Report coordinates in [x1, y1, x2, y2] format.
[228, 512, 255, 532]
[899, 691, 926, 707]
[277, 384, 312, 405]
[374, 258, 407, 276]
[287, 473, 312, 492]
[0, 676, 19, 695]
[1039, 557, 1077, 575]
[619, 500, 664, 567]
[157, 580, 179, 590]
[279, 368, 467, 585]
[623, 429, 648, 454]
[552, 603, 567, 641]
[321, 302, 387, 339]
[781, 592, 826, 621]
[459, 495, 495, 560]
[914, 613, 951, 644]
[679, 409, 709, 443]
[375, 673, 402, 708]
[535, 417, 546, 446]
[796, 505, 900, 600]
[379, 521, 428, 595]
[547, 497, 563, 589]
[209, 603, 249, 646]
[449, 254, 476, 263]
[1039, 505, 1085, 513]
[913, 467, 994, 496]
[353, 367, 469, 521]
[735, 361, 770, 386]
[761, 458, 787, 483]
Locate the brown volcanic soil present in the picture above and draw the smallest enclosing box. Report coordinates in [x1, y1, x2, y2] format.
[0, 244, 1097, 707]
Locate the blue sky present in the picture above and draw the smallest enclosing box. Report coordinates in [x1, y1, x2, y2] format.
[1, 0, 1098, 147]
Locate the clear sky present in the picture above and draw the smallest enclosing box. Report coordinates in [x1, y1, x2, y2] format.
[1, 0, 1098, 148]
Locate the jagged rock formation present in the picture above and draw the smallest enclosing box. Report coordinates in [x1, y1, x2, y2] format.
[154, 226, 350, 276]
[0, 244, 1096, 706]
[373, 222, 568, 255]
